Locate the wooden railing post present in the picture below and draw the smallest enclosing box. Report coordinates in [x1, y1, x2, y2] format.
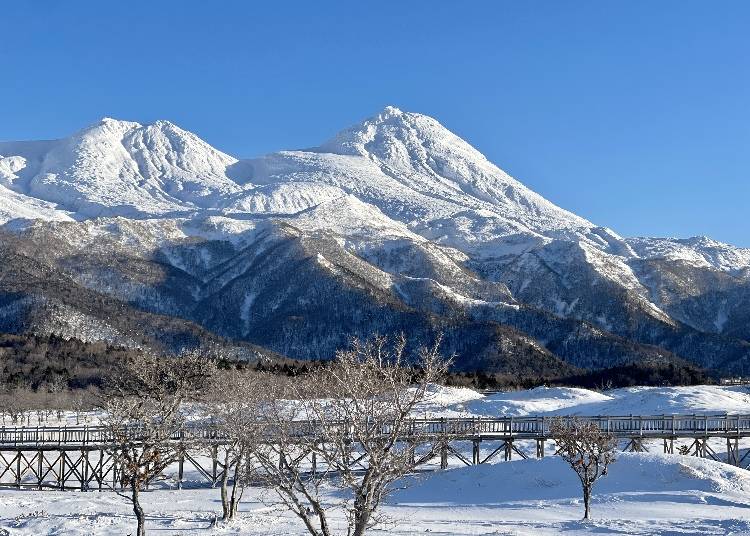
[15, 450, 21, 488]
[38, 449, 44, 490]
[177, 452, 184, 490]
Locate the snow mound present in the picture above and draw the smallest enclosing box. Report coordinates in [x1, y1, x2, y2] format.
[393, 452, 750, 506]
[580, 385, 750, 416]
[458, 387, 615, 417]
[414, 384, 487, 416]
[438, 385, 750, 418]
[224, 182, 346, 215]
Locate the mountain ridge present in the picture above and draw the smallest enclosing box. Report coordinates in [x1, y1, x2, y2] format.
[1, 107, 748, 375]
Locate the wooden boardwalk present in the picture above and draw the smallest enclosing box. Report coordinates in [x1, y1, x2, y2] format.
[1, 414, 748, 490]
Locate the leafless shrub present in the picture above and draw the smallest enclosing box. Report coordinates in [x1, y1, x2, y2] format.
[100, 352, 215, 536]
[253, 334, 451, 536]
[206, 368, 271, 522]
[550, 417, 617, 520]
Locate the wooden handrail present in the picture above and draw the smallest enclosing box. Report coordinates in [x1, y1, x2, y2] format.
[1, 413, 750, 448]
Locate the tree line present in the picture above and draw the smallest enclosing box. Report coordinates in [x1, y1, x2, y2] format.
[0, 330, 711, 418]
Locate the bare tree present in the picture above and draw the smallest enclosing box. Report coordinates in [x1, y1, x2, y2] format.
[207, 368, 270, 522]
[72, 392, 86, 425]
[253, 334, 451, 536]
[46, 376, 68, 418]
[550, 417, 617, 520]
[100, 352, 215, 536]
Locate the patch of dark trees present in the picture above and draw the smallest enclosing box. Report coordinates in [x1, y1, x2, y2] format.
[239, 354, 712, 390]
[447, 361, 711, 391]
[0, 331, 714, 408]
[0, 332, 136, 392]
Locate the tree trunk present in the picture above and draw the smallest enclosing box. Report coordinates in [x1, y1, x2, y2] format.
[229, 456, 243, 520]
[582, 484, 591, 520]
[132, 480, 146, 536]
[352, 503, 371, 536]
[220, 451, 231, 521]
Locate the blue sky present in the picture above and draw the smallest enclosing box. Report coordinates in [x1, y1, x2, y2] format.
[2, 1, 749, 246]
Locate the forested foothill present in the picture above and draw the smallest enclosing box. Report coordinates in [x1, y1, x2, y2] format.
[0, 331, 713, 413]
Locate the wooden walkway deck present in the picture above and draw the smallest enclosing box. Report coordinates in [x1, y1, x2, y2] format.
[0, 414, 748, 490]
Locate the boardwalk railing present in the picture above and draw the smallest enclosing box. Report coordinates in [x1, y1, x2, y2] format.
[1, 414, 750, 448]
[0, 424, 222, 449]
[0, 414, 748, 490]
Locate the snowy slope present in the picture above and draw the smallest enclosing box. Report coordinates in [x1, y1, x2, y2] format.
[628, 235, 750, 274]
[395, 453, 750, 505]
[0, 183, 72, 224]
[0, 118, 243, 218]
[243, 106, 608, 256]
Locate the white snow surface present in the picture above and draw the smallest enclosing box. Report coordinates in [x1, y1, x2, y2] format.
[7, 383, 745, 427]
[418, 384, 750, 418]
[627, 235, 750, 273]
[1, 452, 749, 535]
[0, 183, 73, 225]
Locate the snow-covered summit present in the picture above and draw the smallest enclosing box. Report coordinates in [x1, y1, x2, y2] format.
[319, 106, 592, 230]
[316, 106, 593, 235]
[0, 117, 242, 219]
[2, 107, 747, 270]
[243, 106, 600, 254]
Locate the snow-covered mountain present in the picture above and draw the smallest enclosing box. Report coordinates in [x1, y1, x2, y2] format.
[1, 107, 749, 374]
[0, 118, 242, 219]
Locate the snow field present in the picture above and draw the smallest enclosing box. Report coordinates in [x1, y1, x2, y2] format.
[2, 453, 750, 535]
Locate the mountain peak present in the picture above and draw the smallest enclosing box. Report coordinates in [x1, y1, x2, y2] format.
[314, 106, 457, 158]
[79, 117, 142, 138]
[378, 105, 404, 118]
[99, 116, 136, 125]
[83, 118, 191, 139]
[246, 107, 594, 245]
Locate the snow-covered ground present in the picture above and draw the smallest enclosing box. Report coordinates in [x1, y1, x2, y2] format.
[417, 383, 750, 418]
[5, 383, 749, 427]
[1, 453, 749, 535]
[2, 384, 749, 535]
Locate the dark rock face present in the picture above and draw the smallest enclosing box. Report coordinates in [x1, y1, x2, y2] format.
[1, 218, 748, 377]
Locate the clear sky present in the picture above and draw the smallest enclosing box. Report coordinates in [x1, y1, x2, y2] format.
[2, 1, 749, 246]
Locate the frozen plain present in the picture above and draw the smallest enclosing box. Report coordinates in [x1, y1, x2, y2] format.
[2, 384, 750, 535]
